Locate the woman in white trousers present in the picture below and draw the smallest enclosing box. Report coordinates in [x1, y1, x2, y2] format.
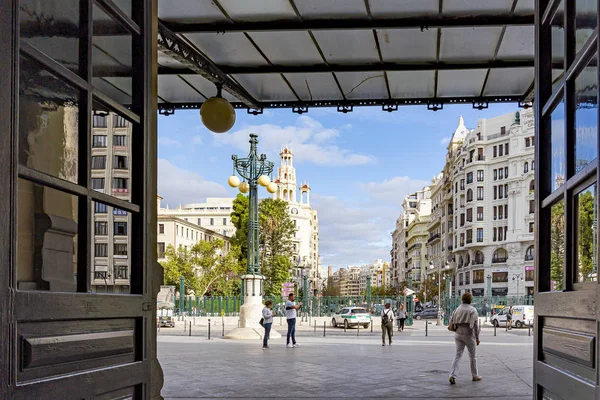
[448, 292, 482, 384]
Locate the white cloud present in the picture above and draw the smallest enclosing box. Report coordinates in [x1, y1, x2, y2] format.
[440, 136, 451, 145]
[314, 175, 430, 268]
[191, 135, 203, 145]
[212, 116, 376, 166]
[158, 137, 182, 147]
[158, 159, 229, 206]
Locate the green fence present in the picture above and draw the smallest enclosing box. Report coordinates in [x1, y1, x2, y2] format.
[172, 295, 534, 318]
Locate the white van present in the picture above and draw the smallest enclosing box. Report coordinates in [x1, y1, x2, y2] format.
[491, 305, 534, 328]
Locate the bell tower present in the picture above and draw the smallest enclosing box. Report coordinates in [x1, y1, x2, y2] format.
[274, 145, 297, 203]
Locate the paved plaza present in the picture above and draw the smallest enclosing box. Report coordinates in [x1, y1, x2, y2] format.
[158, 320, 533, 399]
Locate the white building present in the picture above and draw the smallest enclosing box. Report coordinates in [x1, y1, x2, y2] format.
[273, 146, 320, 294]
[392, 111, 535, 298]
[157, 197, 236, 238]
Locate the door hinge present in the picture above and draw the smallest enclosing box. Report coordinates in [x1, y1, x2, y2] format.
[142, 302, 152, 311]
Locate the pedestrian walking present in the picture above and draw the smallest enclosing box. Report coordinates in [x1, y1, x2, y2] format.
[381, 303, 394, 346]
[396, 304, 406, 332]
[448, 292, 482, 384]
[506, 306, 513, 330]
[285, 293, 302, 348]
[262, 300, 274, 349]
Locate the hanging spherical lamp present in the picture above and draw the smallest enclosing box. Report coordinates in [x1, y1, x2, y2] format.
[200, 84, 236, 133]
[266, 182, 277, 194]
[238, 181, 249, 193]
[257, 175, 270, 187]
[228, 175, 240, 187]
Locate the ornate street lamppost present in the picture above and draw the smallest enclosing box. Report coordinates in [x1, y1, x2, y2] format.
[513, 272, 524, 301]
[429, 263, 449, 326]
[225, 134, 279, 339]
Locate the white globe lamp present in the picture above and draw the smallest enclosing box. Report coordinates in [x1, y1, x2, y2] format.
[257, 175, 270, 187]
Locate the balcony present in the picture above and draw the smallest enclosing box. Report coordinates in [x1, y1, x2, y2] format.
[492, 257, 508, 263]
[447, 246, 453, 252]
[487, 131, 509, 140]
[427, 233, 441, 243]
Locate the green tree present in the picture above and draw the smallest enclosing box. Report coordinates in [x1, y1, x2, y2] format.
[161, 244, 199, 294]
[323, 277, 340, 296]
[230, 194, 249, 270]
[577, 190, 595, 280]
[417, 276, 446, 305]
[550, 201, 565, 290]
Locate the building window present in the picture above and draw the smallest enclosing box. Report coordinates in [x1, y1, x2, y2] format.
[114, 265, 128, 279]
[466, 189, 473, 202]
[466, 229, 473, 244]
[492, 271, 509, 283]
[114, 222, 127, 236]
[493, 227, 497, 241]
[94, 270, 108, 280]
[223, 218, 227, 225]
[95, 243, 108, 257]
[529, 222, 534, 233]
[499, 168, 504, 180]
[455, 182, 458, 193]
[93, 135, 107, 148]
[113, 135, 128, 146]
[493, 146, 497, 157]
[494, 169, 498, 180]
[114, 244, 128, 256]
[504, 166, 508, 178]
[158, 242, 166, 258]
[459, 273, 464, 286]
[499, 145, 504, 157]
[460, 233, 465, 246]
[460, 179, 465, 190]
[525, 137, 531, 147]
[460, 214, 465, 226]
[525, 267, 534, 281]
[466, 172, 473, 184]
[93, 114, 108, 127]
[524, 161, 529, 173]
[113, 115, 129, 128]
[529, 200, 535, 214]
[477, 170, 484, 182]
[477, 187, 484, 201]
[186, 228, 189, 238]
[465, 271, 471, 285]
[159, 224, 164, 234]
[466, 208, 473, 222]
[95, 222, 108, 235]
[498, 206, 504, 220]
[91, 155, 106, 169]
[197, 218, 201, 225]
[501, 126, 506, 135]
[210, 218, 214, 226]
[492, 248, 508, 263]
[477, 207, 484, 221]
[504, 204, 508, 218]
[113, 178, 128, 190]
[505, 143, 509, 155]
[473, 269, 484, 283]
[525, 246, 535, 261]
[498, 185, 504, 199]
[113, 208, 127, 216]
[92, 178, 105, 190]
[494, 186, 497, 200]
[95, 202, 108, 214]
[530, 180, 535, 191]
[493, 206, 497, 220]
[476, 228, 483, 242]
[498, 227, 504, 241]
[113, 155, 128, 169]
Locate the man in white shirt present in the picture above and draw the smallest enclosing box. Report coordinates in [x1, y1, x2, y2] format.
[381, 303, 395, 346]
[285, 293, 302, 348]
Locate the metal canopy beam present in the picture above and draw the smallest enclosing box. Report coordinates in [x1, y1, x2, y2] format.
[212, 60, 537, 75]
[158, 95, 524, 115]
[161, 14, 534, 33]
[157, 22, 259, 108]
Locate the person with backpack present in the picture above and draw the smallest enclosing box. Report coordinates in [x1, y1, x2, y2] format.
[381, 302, 395, 346]
[261, 300, 274, 349]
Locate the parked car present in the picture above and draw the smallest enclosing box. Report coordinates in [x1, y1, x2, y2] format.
[331, 307, 371, 329]
[491, 305, 534, 328]
[413, 308, 442, 320]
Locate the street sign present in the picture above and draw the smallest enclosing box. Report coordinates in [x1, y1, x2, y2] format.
[404, 288, 415, 296]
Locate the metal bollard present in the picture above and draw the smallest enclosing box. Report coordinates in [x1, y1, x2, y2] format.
[528, 321, 531, 337]
[189, 321, 191, 337]
[357, 322, 360, 336]
[371, 321, 373, 332]
[222, 320, 225, 337]
[314, 320, 316, 333]
[425, 321, 428, 337]
[323, 321, 326, 337]
[505, 322, 508, 332]
[344, 322, 346, 332]
[280, 316, 283, 326]
[208, 318, 211, 340]
[494, 324, 497, 337]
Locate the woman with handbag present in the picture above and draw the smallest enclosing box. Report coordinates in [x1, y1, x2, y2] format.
[448, 292, 482, 384]
[261, 300, 274, 349]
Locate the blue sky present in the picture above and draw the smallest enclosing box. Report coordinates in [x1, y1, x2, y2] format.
[158, 103, 520, 269]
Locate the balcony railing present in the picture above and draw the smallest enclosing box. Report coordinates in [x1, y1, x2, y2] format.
[492, 257, 508, 263]
[427, 233, 441, 243]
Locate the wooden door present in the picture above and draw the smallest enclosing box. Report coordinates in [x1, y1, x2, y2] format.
[534, 0, 600, 398]
[0, 0, 158, 398]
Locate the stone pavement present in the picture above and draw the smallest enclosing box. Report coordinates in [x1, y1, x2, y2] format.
[158, 323, 533, 400]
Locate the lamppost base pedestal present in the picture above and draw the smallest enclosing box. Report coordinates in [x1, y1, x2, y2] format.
[224, 327, 282, 340]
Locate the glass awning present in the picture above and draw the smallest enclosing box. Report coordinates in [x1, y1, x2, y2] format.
[151, 0, 539, 114]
